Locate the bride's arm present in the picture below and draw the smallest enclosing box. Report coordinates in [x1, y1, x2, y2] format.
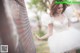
[35, 23, 53, 40]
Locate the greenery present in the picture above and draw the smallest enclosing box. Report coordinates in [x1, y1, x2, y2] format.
[55, 0, 80, 4]
[27, 0, 49, 37]
[36, 41, 49, 53]
[36, 30, 45, 37]
[27, 0, 50, 12]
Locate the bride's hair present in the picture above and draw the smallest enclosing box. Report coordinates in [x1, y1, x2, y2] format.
[50, 0, 67, 16]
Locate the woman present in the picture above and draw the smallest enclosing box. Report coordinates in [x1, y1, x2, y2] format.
[36, 1, 80, 53]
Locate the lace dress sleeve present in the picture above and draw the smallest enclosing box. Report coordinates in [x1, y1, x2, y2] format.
[41, 13, 53, 26]
[64, 13, 79, 23]
[46, 17, 53, 26]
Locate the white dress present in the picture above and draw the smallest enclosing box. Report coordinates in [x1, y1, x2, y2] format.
[47, 17, 80, 53]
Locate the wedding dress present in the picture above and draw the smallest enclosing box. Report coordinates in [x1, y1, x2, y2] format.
[47, 16, 80, 53]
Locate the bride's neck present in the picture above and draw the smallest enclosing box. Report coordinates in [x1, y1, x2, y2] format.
[54, 13, 62, 17]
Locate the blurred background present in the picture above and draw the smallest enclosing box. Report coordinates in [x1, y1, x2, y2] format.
[25, 0, 52, 53]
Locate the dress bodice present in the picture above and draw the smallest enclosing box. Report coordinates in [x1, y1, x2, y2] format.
[49, 16, 69, 32]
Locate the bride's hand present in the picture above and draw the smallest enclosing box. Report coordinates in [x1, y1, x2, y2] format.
[35, 34, 42, 41]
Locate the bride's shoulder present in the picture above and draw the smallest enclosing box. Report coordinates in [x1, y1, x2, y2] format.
[47, 16, 54, 24]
